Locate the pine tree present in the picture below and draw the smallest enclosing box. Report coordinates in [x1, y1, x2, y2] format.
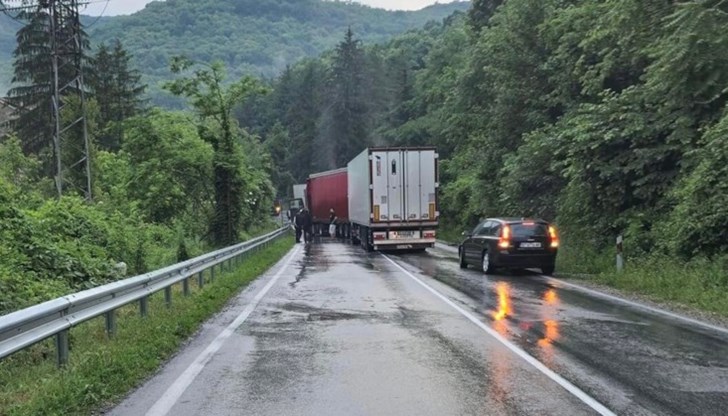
[89, 39, 146, 150]
[7, 7, 53, 155]
[8, 4, 91, 157]
[286, 61, 323, 181]
[320, 28, 370, 170]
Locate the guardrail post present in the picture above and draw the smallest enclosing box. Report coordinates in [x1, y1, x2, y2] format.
[165, 287, 172, 307]
[210, 266, 215, 282]
[56, 329, 69, 367]
[105, 310, 116, 338]
[198, 271, 204, 288]
[616, 235, 624, 272]
[183, 277, 190, 296]
[140, 296, 148, 317]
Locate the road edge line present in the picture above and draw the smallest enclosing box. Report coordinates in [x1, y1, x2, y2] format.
[145, 245, 301, 416]
[381, 253, 616, 416]
[543, 276, 728, 336]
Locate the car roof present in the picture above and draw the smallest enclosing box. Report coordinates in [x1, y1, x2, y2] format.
[487, 217, 549, 224]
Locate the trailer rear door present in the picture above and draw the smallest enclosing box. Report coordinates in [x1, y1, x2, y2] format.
[371, 149, 437, 223]
[411, 149, 437, 221]
[371, 150, 399, 222]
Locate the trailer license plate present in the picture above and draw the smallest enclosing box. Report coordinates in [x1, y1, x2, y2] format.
[389, 231, 420, 239]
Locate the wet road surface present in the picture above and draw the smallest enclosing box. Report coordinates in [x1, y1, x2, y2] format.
[110, 241, 728, 416]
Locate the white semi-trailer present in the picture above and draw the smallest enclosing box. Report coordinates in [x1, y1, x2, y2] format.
[348, 147, 439, 251]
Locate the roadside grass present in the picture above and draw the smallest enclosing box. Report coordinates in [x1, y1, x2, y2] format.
[555, 242, 613, 275]
[437, 220, 463, 245]
[589, 256, 728, 316]
[557, 243, 728, 318]
[0, 236, 294, 416]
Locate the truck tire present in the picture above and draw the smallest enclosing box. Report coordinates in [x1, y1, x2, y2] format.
[351, 224, 360, 245]
[361, 227, 374, 252]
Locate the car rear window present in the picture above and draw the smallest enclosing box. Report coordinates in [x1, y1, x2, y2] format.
[511, 223, 548, 238]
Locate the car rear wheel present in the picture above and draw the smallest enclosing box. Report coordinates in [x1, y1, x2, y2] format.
[459, 248, 467, 269]
[541, 264, 555, 276]
[482, 251, 495, 274]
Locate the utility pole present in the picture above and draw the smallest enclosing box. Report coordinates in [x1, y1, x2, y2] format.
[2, 0, 93, 201]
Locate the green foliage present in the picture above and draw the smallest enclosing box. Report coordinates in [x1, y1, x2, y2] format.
[660, 108, 728, 258]
[164, 58, 273, 246]
[253, 0, 728, 268]
[0, 138, 179, 314]
[0, 235, 293, 416]
[120, 109, 213, 226]
[264, 123, 296, 198]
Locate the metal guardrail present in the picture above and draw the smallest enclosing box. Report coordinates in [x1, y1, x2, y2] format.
[0, 226, 290, 366]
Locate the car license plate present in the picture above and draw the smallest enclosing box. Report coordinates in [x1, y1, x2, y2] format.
[520, 242, 542, 248]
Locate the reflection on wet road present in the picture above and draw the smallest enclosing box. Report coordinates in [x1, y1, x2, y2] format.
[392, 248, 728, 416]
[111, 241, 728, 416]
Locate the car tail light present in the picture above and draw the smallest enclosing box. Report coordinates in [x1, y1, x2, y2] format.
[498, 225, 511, 248]
[549, 226, 559, 248]
[373, 232, 386, 240]
[423, 230, 436, 239]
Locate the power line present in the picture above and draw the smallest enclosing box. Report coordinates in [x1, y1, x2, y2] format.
[83, 0, 109, 29]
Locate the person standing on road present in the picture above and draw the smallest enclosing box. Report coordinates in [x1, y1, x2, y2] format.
[328, 208, 337, 238]
[301, 208, 314, 243]
[293, 210, 304, 243]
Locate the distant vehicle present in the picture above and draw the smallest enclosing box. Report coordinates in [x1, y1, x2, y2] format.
[306, 168, 349, 236]
[458, 218, 559, 275]
[293, 184, 306, 204]
[271, 199, 282, 216]
[287, 184, 307, 220]
[348, 147, 439, 251]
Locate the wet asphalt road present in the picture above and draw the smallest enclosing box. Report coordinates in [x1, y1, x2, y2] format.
[109, 241, 728, 416]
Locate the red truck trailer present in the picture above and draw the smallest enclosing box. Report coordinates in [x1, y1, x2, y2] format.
[306, 168, 349, 237]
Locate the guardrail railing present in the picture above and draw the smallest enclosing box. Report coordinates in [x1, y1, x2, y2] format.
[0, 226, 290, 367]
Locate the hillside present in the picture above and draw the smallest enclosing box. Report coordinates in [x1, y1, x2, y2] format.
[0, 0, 470, 104]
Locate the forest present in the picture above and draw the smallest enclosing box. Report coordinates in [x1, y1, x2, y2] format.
[0, 0, 469, 104]
[239, 0, 728, 281]
[1, 0, 727, 315]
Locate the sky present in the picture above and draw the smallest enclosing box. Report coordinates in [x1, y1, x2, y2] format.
[82, 0, 460, 16]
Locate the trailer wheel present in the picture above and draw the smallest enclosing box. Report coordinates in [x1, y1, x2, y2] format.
[361, 227, 373, 252]
[350, 224, 360, 245]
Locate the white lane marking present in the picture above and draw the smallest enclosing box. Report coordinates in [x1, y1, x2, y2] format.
[145, 246, 300, 416]
[543, 276, 728, 336]
[382, 254, 616, 416]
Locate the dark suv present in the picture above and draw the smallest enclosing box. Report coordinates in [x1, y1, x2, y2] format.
[458, 218, 559, 275]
